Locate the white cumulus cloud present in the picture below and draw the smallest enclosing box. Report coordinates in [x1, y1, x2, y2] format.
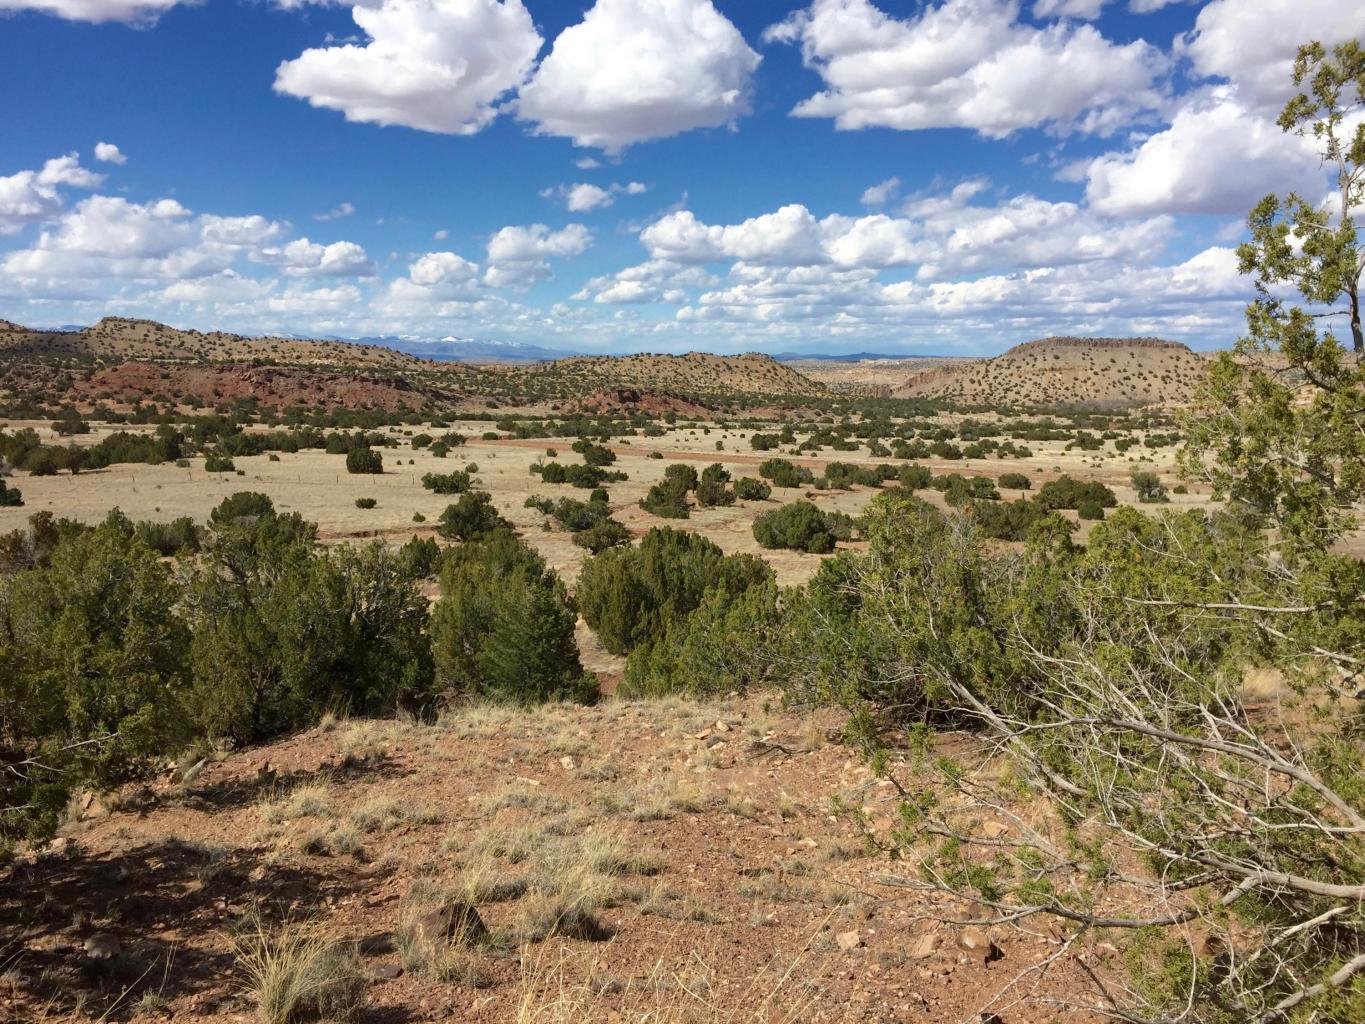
[0, 154, 103, 235]
[638, 187, 1171, 278]
[256, 238, 377, 277]
[517, 0, 761, 152]
[764, 0, 1167, 138]
[484, 222, 591, 288]
[93, 142, 127, 165]
[314, 201, 356, 221]
[1178, 0, 1365, 110]
[0, 0, 183, 24]
[860, 177, 901, 207]
[541, 181, 648, 211]
[1033, 0, 1109, 17]
[274, 0, 542, 135]
[1083, 89, 1325, 217]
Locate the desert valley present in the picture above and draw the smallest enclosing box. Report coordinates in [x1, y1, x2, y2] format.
[3, 3, 1365, 1024]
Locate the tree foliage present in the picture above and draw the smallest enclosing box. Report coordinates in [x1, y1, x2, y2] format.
[577, 527, 772, 655]
[1, 524, 191, 845]
[429, 532, 595, 705]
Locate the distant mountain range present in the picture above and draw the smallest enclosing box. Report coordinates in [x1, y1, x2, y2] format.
[8, 321, 953, 364]
[772, 351, 950, 362]
[349, 335, 578, 364]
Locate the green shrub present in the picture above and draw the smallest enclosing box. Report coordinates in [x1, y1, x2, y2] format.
[897, 464, 933, 491]
[1036, 475, 1117, 511]
[1077, 499, 1106, 521]
[753, 501, 840, 553]
[998, 472, 1032, 491]
[346, 447, 383, 475]
[204, 454, 236, 473]
[734, 476, 771, 501]
[537, 462, 624, 488]
[620, 584, 781, 698]
[437, 492, 512, 542]
[430, 532, 596, 705]
[134, 516, 202, 555]
[422, 471, 472, 495]
[577, 527, 772, 654]
[1130, 469, 1170, 504]
[185, 504, 431, 742]
[571, 439, 615, 467]
[0, 479, 22, 507]
[695, 464, 735, 507]
[970, 499, 1055, 541]
[572, 518, 631, 554]
[639, 463, 697, 519]
[758, 458, 814, 488]
[355, 497, 377, 509]
[0, 523, 191, 845]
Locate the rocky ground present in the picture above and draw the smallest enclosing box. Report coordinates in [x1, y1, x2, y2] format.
[0, 695, 1107, 1024]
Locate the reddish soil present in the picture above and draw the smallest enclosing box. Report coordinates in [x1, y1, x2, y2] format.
[0, 695, 1106, 1024]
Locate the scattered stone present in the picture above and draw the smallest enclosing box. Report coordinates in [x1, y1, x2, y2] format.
[957, 926, 1003, 963]
[83, 933, 122, 960]
[411, 901, 488, 947]
[908, 932, 940, 959]
[560, 756, 576, 771]
[371, 963, 403, 982]
[980, 821, 1009, 840]
[836, 930, 863, 953]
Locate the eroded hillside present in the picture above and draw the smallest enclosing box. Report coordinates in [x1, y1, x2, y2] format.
[895, 337, 1210, 408]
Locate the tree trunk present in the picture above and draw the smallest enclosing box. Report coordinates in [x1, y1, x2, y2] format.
[1352, 289, 1363, 353]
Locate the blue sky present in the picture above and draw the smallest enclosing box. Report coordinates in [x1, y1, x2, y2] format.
[1, 0, 1362, 355]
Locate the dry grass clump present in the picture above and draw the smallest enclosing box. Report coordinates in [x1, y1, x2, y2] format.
[258, 786, 333, 825]
[349, 795, 441, 833]
[338, 721, 399, 759]
[439, 704, 528, 740]
[513, 829, 661, 943]
[299, 823, 363, 858]
[514, 945, 814, 1024]
[233, 914, 366, 1024]
[608, 773, 708, 822]
[457, 852, 532, 904]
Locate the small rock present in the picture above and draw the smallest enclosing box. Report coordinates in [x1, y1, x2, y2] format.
[560, 756, 576, 771]
[371, 964, 403, 982]
[411, 901, 488, 946]
[980, 821, 1009, 840]
[908, 932, 939, 959]
[83, 933, 122, 961]
[45, 837, 70, 857]
[957, 926, 1003, 964]
[836, 930, 863, 953]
